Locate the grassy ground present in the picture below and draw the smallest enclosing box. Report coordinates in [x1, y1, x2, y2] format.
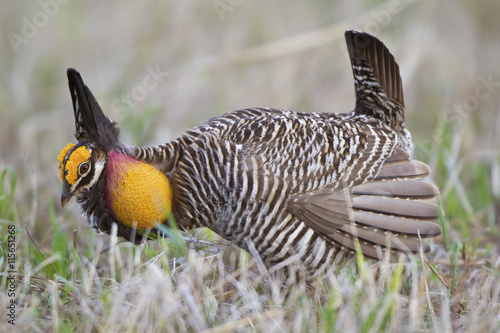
[1, 1, 500, 332]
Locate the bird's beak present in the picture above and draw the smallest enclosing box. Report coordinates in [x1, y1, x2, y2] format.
[61, 190, 76, 207]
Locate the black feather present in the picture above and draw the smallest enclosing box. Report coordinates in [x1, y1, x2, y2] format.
[67, 68, 121, 151]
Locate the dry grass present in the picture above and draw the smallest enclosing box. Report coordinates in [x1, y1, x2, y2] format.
[1, 0, 499, 332]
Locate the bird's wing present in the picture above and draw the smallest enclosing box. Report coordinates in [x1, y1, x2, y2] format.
[232, 113, 440, 255]
[221, 111, 440, 257]
[287, 147, 441, 258]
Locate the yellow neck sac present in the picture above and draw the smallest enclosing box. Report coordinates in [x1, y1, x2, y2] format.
[103, 151, 172, 230]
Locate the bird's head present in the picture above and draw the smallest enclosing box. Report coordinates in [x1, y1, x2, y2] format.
[59, 69, 173, 239]
[58, 139, 106, 207]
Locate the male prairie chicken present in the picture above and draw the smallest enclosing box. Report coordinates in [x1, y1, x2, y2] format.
[58, 30, 441, 279]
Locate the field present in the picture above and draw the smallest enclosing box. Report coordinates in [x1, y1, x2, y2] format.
[1, 1, 499, 332]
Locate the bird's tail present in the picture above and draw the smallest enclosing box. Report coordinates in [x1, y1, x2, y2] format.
[345, 30, 413, 152]
[345, 30, 405, 126]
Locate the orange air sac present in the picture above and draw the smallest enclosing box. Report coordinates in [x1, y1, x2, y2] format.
[103, 151, 172, 230]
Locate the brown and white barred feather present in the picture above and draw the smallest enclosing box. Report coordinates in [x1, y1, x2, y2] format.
[125, 30, 442, 278]
[132, 107, 440, 277]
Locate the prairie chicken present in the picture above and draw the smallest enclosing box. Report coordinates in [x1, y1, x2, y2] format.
[58, 30, 441, 279]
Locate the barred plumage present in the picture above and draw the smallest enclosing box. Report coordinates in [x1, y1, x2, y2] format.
[58, 30, 441, 280]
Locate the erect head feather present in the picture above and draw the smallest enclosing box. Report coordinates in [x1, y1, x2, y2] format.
[67, 68, 121, 152]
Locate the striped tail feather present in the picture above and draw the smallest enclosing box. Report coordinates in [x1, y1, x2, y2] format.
[345, 30, 414, 153]
[345, 30, 405, 125]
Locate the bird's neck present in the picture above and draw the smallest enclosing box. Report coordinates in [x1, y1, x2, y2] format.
[103, 151, 173, 230]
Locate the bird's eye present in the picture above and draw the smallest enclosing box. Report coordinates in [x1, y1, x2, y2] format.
[78, 162, 90, 175]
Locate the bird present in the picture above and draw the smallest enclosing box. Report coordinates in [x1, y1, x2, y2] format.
[58, 30, 441, 280]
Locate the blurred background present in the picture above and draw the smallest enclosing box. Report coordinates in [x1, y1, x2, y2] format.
[1, 0, 499, 252]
